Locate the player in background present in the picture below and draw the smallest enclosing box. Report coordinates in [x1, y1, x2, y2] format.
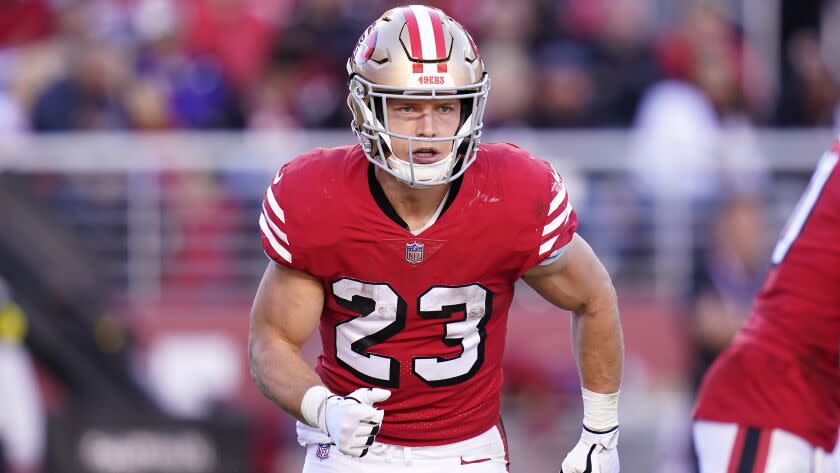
[693, 141, 840, 472]
[248, 5, 623, 473]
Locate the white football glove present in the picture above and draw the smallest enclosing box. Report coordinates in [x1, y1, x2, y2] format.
[560, 426, 619, 473]
[302, 386, 391, 457]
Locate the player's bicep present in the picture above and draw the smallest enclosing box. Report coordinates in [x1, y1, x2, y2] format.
[249, 262, 324, 350]
[522, 234, 614, 313]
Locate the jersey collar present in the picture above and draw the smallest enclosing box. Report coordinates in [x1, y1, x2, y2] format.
[367, 161, 463, 231]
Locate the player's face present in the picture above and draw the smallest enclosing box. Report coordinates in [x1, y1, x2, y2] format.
[385, 98, 462, 164]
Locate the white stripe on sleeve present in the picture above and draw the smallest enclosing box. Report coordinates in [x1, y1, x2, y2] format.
[548, 186, 567, 216]
[542, 204, 573, 236]
[265, 187, 285, 223]
[260, 214, 292, 263]
[539, 235, 559, 256]
[261, 208, 288, 244]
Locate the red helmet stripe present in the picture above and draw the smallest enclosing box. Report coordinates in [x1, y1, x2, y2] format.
[429, 10, 448, 73]
[402, 7, 424, 73]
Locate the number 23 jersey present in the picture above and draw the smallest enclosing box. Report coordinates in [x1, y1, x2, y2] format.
[259, 143, 577, 446]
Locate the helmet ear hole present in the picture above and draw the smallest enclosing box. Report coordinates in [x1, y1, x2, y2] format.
[459, 98, 473, 129]
[372, 97, 385, 125]
[368, 96, 391, 158]
[457, 140, 469, 156]
[378, 138, 392, 157]
[457, 97, 472, 157]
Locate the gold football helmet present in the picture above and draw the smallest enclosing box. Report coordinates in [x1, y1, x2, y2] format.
[347, 5, 490, 187]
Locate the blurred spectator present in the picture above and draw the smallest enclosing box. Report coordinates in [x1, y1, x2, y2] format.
[0, 40, 66, 132]
[658, 3, 771, 120]
[252, 0, 363, 128]
[133, 1, 246, 130]
[631, 4, 768, 204]
[774, 30, 840, 126]
[530, 42, 597, 127]
[687, 194, 769, 392]
[246, 44, 304, 129]
[0, 0, 836, 131]
[0, 279, 44, 473]
[179, 0, 287, 90]
[0, 94, 24, 133]
[122, 78, 173, 130]
[140, 52, 245, 130]
[823, 0, 840, 130]
[30, 41, 131, 131]
[470, 0, 540, 127]
[476, 0, 539, 43]
[564, 0, 661, 126]
[481, 43, 536, 127]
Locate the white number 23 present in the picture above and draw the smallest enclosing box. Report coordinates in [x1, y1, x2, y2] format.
[331, 279, 492, 388]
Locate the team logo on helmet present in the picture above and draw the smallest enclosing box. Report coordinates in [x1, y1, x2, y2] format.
[405, 241, 424, 264]
[353, 25, 378, 65]
[316, 443, 331, 460]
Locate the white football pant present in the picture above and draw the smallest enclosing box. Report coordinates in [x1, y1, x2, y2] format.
[297, 422, 509, 473]
[694, 420, 837, 473]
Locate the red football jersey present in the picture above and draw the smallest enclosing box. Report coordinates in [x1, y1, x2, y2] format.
[694, 142, 840, 451]
[259, 143, 577, 446]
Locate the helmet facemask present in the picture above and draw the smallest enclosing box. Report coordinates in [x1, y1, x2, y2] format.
[348, 74, 489, 188]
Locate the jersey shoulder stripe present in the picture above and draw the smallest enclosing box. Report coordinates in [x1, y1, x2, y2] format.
[480, 142, 579, 269]
[259, 145, 356, 271]
[538, 163, 576, 259]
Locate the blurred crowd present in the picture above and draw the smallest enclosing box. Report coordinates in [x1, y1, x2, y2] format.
[0, 0, 838, 133]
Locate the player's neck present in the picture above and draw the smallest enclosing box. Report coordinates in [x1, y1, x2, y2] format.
[374, 167, 451, 231]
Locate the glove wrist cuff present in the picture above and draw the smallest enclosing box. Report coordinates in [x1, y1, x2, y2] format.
[300, 385, 333, 431]
[581, 387, 619, 432]
[584, 424, 618, 435]
[580, 425, 620, 449]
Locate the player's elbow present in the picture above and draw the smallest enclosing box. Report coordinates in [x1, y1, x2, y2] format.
[248, 332, 268, 390]
[577, 276, 619, 321]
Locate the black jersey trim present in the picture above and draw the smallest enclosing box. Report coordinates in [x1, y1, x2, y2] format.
[368, 164, 409, 230]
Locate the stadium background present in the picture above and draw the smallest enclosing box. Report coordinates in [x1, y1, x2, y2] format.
[0, 0, 837, 472]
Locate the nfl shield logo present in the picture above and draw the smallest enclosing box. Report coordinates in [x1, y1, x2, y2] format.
[405, 241, 424, 264]
[316, 443, 330, 460]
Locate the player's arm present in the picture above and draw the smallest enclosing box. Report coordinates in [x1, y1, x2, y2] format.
[248, 262, 389, 457]
[248, 261, 325, 418]
[522, 233, 623, 473]
[522, 233, 623, 392]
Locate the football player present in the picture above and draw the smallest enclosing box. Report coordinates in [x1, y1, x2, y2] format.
[693, 141, 840, 472]
[249, 5, 623, 473]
